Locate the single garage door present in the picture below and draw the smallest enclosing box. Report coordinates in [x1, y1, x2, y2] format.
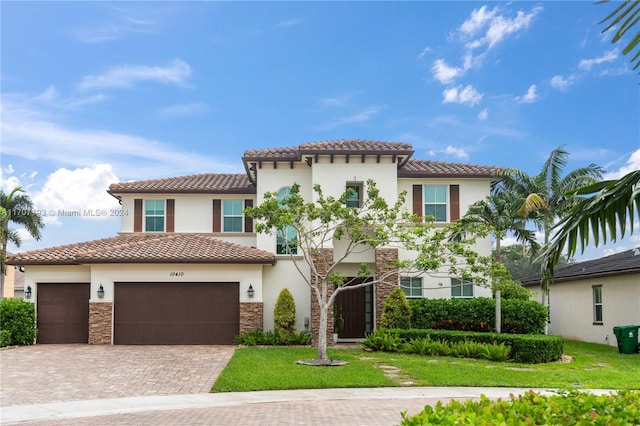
[37, 283, 90, 344]
[114, 282, 239, 345]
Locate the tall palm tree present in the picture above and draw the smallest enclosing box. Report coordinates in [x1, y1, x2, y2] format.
[497, 146, 604, 304]
[458, 192, 539, 264]
[0, 187, 45, 298]
[453, 191, 539, 332]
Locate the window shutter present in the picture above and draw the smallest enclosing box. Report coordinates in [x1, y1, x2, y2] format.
[166, 199, 175, 232]
[134, 199, 142, 232]
[412, 185, 422, 219]
[449, 185, 460, 222]
[212, 199, 221, 232]
[244, 199, 253, 233]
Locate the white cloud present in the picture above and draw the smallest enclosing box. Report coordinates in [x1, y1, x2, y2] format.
[34, 85, 108, 110]
[461, 5, 542, 50]
[276, 19, 301, 28]
[1, 96, 241, 180]
[550, 74, 573, 91]
[31, 164, 121, 224]
[72, 6, 159, 43]
[318, 93, 358, 107]
[315, 106, 383, 130]
[78, 59, 191, 91]
[444, 145, 469, 159]
[478, 108, 489, 120]
[516, 84, 539, 103]
[604, 149, 640, 179]
[459, 5, 499, 36]
[579, 49, 618, 70]
[431, 55, 473, 84]
[158, 102, 209, 117]
[442, 85, 483, 106]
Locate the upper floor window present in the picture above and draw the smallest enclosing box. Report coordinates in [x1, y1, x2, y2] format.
[593, 285, 603, 324]
[277, 187, 297, 255]
[345, 183, 362, 208]
[223, 200, 243, 232]
[145, 200, 165, 232]
[400, 277, 422, 298]
[451, 278, 473, 298]
[424, 185, 447, 222]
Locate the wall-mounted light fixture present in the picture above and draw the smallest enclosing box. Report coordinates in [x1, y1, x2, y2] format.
[304, 317, 310, 331]
[247, 284, 255, 298]
[25, 286, 32, 300]
[97, 284, 105, 299]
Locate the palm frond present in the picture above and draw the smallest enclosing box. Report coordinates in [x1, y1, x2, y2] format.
[598, 0, 640, 71]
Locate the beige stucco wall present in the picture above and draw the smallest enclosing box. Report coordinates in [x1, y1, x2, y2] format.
[23, 265, 92, 302]
[3, 266, 16, 298]
[261, 260, 311, 333]
[529, 273, 640, 346]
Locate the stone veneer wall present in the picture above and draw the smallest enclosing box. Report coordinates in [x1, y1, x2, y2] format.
[89, 302, 112, 344]
[310, 248, 335, 346]
[240, 302, 264, 333]
[375, 248, 399, 328]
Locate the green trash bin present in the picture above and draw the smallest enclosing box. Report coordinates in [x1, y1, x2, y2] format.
[612, 325, 640, 354]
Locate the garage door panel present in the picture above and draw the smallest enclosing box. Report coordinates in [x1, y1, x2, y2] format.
[37, 283, 90, 344]
[114, 282, 239, 345]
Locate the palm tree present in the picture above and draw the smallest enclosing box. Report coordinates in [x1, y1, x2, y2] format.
[542, 170, 640, 285]
[497, 146, 604, 304]
[598, 0, 640, 71]
[453, 191, 539, 332]
[0, 187, 45, 298]
[458, 192, 539, 264]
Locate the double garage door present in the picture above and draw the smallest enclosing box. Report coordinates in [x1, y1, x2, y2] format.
[36, 282, 239, 345]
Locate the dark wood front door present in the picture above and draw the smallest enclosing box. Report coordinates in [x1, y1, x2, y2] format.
[114, 282, 239, 345]
[334, 278, 372, 339]
[37, 283, 90, 344]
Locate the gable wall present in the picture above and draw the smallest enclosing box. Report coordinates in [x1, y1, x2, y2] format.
[529, 273, 640, 346]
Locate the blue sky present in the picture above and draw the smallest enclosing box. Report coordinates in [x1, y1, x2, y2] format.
[1, 1, 638, 260]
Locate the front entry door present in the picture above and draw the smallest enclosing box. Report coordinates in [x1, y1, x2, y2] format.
[334, 278, 372, 339]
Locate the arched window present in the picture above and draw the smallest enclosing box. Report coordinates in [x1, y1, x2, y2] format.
[276, 187, 298, 255]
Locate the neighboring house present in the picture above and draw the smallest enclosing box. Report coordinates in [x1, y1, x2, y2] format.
[522, 248, 640, 346]
[7, 140, 500, 345]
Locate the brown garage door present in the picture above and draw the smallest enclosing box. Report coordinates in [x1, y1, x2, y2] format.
[37, 283, 90, 344]
[114, 282, 239, 345]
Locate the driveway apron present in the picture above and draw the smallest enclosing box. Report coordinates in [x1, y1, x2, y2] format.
[0, 345, 235, 406]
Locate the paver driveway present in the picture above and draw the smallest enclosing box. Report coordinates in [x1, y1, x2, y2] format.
[0, 345, 235, 406]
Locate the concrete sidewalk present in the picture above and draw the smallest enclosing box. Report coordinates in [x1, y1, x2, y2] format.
[1, 387, 614, 425]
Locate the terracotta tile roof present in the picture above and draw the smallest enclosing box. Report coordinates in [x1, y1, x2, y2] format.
[521, 247, 640, 286]
[108, 173, 255, 195]
[243, 139, 414, 160]
[6, 234, 275, 265]
[398, 159, 502, 178]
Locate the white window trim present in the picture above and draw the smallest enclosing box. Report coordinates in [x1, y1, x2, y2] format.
[423, 184, 448, 223]
[223, 200, 244, 233]
[144, 199, 165, 233]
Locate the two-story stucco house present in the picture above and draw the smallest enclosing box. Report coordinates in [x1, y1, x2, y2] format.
[8, 140, 500, 345]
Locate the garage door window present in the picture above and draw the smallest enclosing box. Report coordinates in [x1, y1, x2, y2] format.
[145, 200, 165, 232]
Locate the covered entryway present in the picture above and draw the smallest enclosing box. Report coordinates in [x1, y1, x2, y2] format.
[334, 278, 373, 339]
[37, 283, 90, 344]
[114, 282, 239, 345]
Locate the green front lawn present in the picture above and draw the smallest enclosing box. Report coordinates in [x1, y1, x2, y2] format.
[212, 341, 640, 392]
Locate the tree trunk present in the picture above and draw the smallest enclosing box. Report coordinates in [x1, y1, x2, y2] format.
[316, 304, 329, 361]
[495, 290, 501, 333]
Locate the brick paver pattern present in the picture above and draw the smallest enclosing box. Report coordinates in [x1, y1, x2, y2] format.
[0, 345, 235, 406]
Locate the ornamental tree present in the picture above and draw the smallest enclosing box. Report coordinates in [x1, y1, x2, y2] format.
[245, 180, 491, 364]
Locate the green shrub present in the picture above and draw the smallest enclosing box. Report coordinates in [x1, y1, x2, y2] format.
[0, 298, 37, 346]
[235, 329, 311, 346]
[273, 288, 296, 342]
[480, 342, 511, 362]
[409, 297, 548, 334]
[400, 389, 640, 425]
[380, 287, 412, 329]
[374, 328, 563, 363]
[362, 329, 402, 352]
[0, 329, 11, 347]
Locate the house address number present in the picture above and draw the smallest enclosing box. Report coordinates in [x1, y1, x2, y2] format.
[169, 272, 185, 277]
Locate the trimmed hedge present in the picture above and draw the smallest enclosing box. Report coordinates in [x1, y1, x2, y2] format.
[388, 328, 564, 364]
[0, 298, 37, 347]
[409, 297, 547, 334]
